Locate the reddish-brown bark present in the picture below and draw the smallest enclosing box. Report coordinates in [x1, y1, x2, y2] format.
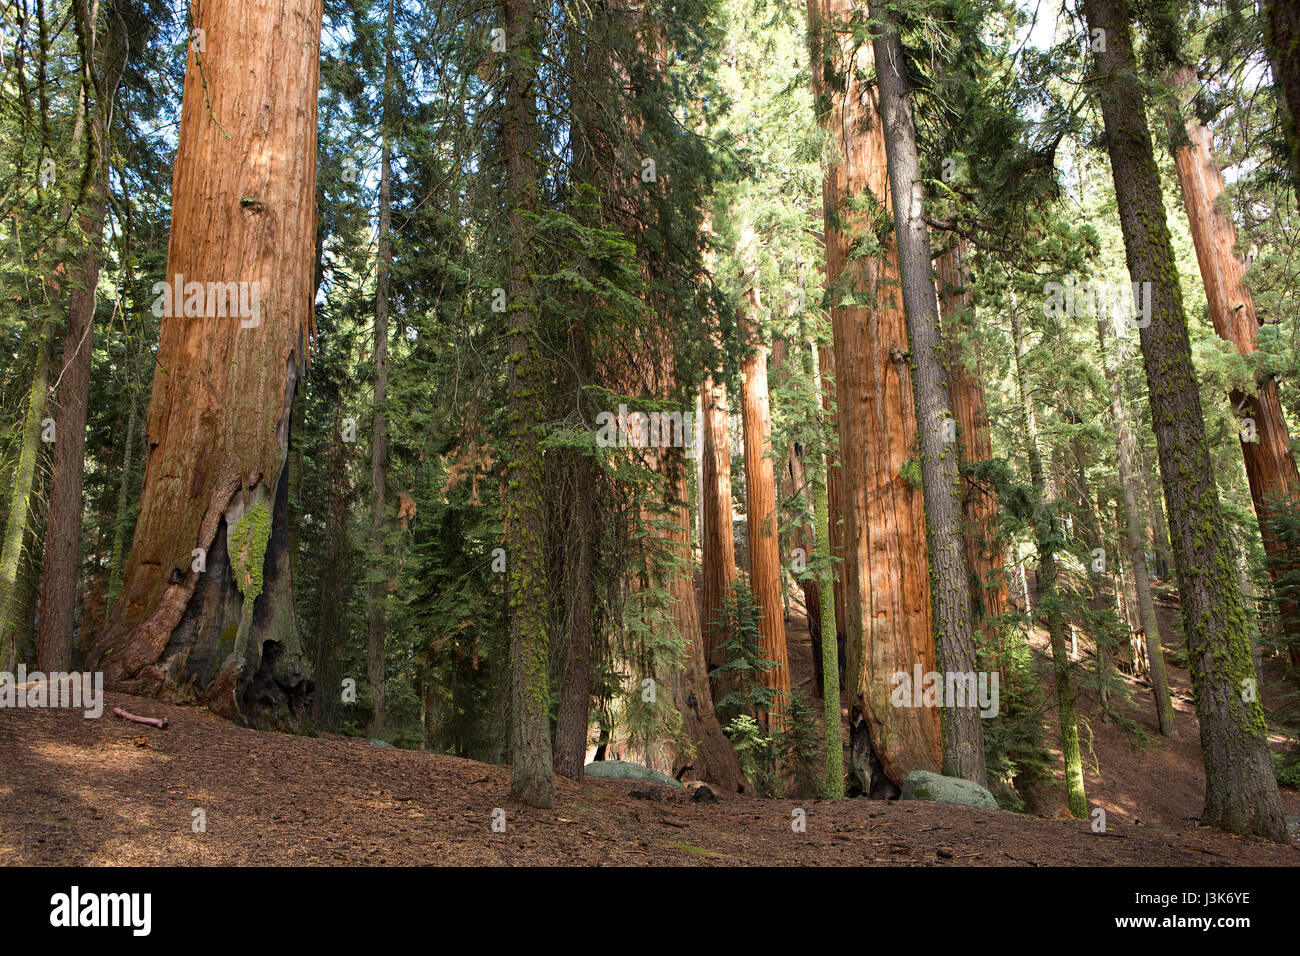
[805, 0, 942, 783]
[738, 279, 791, 727]
[1169, 66, 1300, 665]
[935, 241, 1008, 640]
[700, 372, 737, 673]
[86, 0, 321, 727]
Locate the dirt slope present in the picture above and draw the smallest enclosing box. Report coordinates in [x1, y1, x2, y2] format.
[1, 688, 1296, 866]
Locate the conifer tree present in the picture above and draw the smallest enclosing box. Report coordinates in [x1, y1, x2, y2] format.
[85, 0, 322, 725]
[806, 0, 942, 788]
[501, 0, 554, 809]
[870, 1, 987, 786]
[1082, 0, 1288, 842]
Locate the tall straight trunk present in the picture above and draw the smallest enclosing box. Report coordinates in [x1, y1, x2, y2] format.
[549, 12, 609, 780]
[85, 0, 320, 728]
[104, 385, 138, 622]
[1, 323, 52, 672]
[552, 452, 597, 778]
[700, 371, 737, 672]
[810, 341, 844, 798]
[553, 324, 598, 779]
[1083, 0, 1288, 843]
[367, 6, 394, 736]
[773, 332, 824, 694]
[1139, 436, 1174, 579]
[1011, 311, 1088, 818]
[738, 278, 791, 727]
[786, 410, 823, 689]
[1167, 66, 1300, 666]
[1098, 315, 1176, 735]
[1264, 0, 1300, 202]
[37, 1, 130, 669]
[502, 0, 554, 809]
[36, 166, 97, 658]
[935, 241, 1008, 638]
[815, 335, 849, 688]
[806, 0, 941, 785]
[697, 214, 736, 677]
[871, 10, 986, 786]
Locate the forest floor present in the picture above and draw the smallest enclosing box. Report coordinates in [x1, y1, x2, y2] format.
[2, 581, 1299, 865]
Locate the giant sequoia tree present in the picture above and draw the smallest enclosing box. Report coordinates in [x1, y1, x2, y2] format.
[1166, 65, 1300, 667]
[737, 263, 791, 728]
[806, 0, 942, 788]
[86, 0, 321, 727]
[10, 0, 1300, 856]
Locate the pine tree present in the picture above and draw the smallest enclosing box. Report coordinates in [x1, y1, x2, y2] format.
[36, 0, 131, 671]
[366, 0, 396, 738]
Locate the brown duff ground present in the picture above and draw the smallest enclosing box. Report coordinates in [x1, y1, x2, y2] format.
[2, 577, 1298, 866]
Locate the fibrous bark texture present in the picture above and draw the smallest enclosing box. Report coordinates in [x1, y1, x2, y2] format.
[86, 0, 321, 729]
[806, 0, 942, 784]
[1167, 65, 1300, 667]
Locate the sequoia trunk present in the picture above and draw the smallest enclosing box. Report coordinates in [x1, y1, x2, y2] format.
[1167, 65, 1300, 667]
[805, 0, 942, 785]
[85, 0, 321, 728]
[935, 241, 1008, 639]
[700, 371, 737, 673]
[738, 276, 791, 728]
